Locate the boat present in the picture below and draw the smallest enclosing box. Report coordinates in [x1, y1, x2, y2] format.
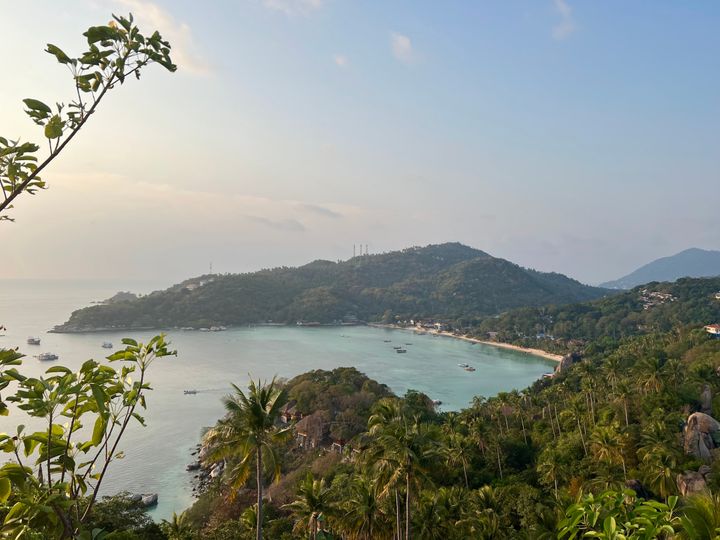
[393, 346, 402, 350]
[27, 337, 41, 345]
[458, 363, 469, 368]
[405, 343, 412, 345]
[396, 348, 407, 354]
[101, 342, 113, 349]
[432, 399, 442, 406]
[464, 366, 476, 372]
[184, 390, 198, 395]
[38, 353, 58, 361]
[383, 340, 391, 343]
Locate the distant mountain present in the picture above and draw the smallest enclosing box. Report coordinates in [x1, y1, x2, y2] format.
[53, 243, 609, 332]
[600, 248, 720, 289]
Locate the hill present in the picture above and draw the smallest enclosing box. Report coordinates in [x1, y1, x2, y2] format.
[52, 243, 608, 332]
[600, 247, 720, 289]
[473, 275, 720, 353]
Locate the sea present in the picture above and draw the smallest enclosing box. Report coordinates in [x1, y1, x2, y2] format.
[0, 279, 556, 520]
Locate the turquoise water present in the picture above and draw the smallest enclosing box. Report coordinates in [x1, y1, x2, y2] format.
[0, 279, 555, 519]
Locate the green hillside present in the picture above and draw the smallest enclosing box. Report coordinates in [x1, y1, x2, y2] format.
[52, 243, 608, 332]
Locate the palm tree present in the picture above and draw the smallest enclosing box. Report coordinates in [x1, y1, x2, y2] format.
[336, 473, 391, 540]
[204, 377, 290, 540]
[367, 398, 438, 540]
[640, 448, 678, 500]
[590, 423, 628, 481]
[160, 511, 194, 540]
[284, 472, 335, 540]
[681, 493, 720, 539]
[537, 449, 563, 498]
[441, 413, 471, 488]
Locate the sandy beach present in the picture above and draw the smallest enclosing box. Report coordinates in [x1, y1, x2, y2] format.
[369, 324, 564, 363]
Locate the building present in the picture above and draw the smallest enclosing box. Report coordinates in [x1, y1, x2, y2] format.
[704, 324, 720, 337]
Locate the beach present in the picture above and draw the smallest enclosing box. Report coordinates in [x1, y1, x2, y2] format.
[369, 324, 564, 363]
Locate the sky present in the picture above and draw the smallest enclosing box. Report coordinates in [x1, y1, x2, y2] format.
[1, 0, 718, 286]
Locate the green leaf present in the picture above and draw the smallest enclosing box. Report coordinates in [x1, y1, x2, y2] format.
[0, 478, 9, 502]
[22, 98, 51, 114]
[91, 416, 106, 446]
[46, 44, 71, 64]
[44, 115, 64, 139]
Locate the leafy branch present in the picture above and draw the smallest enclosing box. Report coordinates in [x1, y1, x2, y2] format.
[0, 13, 176, 221]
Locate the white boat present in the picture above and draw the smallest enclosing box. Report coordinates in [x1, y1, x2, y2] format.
[458, 363, 469, 368]
[101, 342, 113, 349]
[396, 348, 407, 354]
[38, 353, 58, 361]
[184, 390, 198, 395]
[27, 337, 41, 345]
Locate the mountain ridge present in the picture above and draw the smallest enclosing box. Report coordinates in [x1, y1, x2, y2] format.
[52, 242, 609, 332]
[600, 247, 720, 289]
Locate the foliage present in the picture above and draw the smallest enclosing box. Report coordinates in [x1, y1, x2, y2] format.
[53, 243, 608, 331]
[0, 336, 174, 538]
[0, 13, 175, 221]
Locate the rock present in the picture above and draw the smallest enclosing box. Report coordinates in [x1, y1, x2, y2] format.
[186, 461, 201, 471]
[141, 493, 158, 507]
[702, 385, 713, 415]
[677, 470, 709, 497]
[683, 412, 720, 461]
[128, 494, 142, 503]
[555, 352, 580, 374]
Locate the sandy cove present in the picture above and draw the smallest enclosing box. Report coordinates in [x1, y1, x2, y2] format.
[369, 324, 564, 363]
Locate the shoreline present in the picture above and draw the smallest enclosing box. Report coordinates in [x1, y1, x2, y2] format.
[368, 323, 564, 363]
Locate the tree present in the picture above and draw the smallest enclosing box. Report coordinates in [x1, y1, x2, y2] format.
[0, 14, 175, 221]
[0, 335, 174, 539]
[204, 378, 290, 540]
[335, 473, 390, 540]
[283, 472, 334, 540]
[160, 511, 194, 540]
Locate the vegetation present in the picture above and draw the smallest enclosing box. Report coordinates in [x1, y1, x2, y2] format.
[53, 243, 609, 332]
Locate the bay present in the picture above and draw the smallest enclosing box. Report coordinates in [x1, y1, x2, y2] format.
[0, 279, 556, 520]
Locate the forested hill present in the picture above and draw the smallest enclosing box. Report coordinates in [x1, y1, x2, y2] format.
[474, 276, 720, 351]
[53, 243, 608, 332]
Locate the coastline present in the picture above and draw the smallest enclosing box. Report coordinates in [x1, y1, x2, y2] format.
[368, 323, 564, 363]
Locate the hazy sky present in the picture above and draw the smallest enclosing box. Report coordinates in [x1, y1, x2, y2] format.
[1, 0, 718, 286]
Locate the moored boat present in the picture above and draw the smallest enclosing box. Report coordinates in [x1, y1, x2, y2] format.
[27, 337, 41, 345]
[101, 341, 113, 349]
[38, 352, 58, 361]
[396, 348, 407, 353]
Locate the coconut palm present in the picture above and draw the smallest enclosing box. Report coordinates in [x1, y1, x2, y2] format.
[367, 398, 439, 540]
[681, 493, 720, 540]
[204, 377, 290, 540]
[284, 472, 335, 540]
[590, 423, 628, 481]
[336, 473, 391, 540]
[160, 511, 194, 540]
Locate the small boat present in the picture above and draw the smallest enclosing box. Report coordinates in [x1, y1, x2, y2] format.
[405, 343, 412, 346]
[393, 345, 402, 349]
[464, 366, 476, 372]
[27, 337, 41, 345]
[101, 342, 113, 349]
[396, 348, 407, 354]
[184, 390, 198, 395]
[458, 363, 469, 368]
[38, 353, 58, 362]
[383, 340, 392, 343]
[432, 399, 442, 406]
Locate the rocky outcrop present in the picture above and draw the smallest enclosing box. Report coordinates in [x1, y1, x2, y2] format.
[683, 412, 720, 461]
[555, 352, 581, 374]
[701, 385, 713, 415]
[677, 466, 712, 496]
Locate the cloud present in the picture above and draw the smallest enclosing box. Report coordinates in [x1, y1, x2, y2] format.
[391, 32, 414, 64]
[262, 0, 323, 16]
[333, 54, 348, 68]
[298, 203, 342, 219]
[552, 0, 576, 40]
[249, 216, 306, 232]
[113, 0, 211, 75]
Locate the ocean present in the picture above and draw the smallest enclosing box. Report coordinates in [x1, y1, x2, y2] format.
[0, 279, 555, 519]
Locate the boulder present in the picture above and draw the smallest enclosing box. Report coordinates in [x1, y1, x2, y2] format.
[625, 479, 650, 499]
[677, 470, 709, 497]
[702, 385, 713, 415]
[683, 412, 720, 461]
[141, 493, 158, 507]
